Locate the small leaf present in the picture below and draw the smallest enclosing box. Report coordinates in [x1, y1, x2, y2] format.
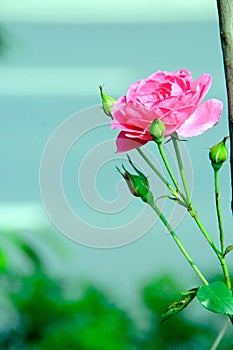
[160, 288, 198, 323]
[197, 281, 233, 315]
[224, 245, 233, 257]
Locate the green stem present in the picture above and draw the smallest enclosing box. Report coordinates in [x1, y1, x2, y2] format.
[136, 148, 183, 202]
[189, 209, 231, 289]
[171, 134, 221, 256]
[214, 169, 225, 254]
[171, 135, 231, 289]
[189, 210, 221, 258]
[220, 257, 232, 290]
[148, 198, 208, 286]
[157, 142, 180, 193]
[172, 134, 191, 204]
[214, 169, 232, 290]
[136, 148, 170, 188]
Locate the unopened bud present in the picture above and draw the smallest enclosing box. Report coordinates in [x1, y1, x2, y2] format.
[117, 155, 153, 203]
[209, 137, 228, 170]
[99, 85, 116, 117]
[150, 119, 166, 144]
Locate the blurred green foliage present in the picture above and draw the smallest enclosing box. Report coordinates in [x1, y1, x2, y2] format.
[4, 275, 135, 349]
[0, 232, 232, 350]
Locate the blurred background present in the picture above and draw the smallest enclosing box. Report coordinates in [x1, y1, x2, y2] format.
[1, 0, 233, 348]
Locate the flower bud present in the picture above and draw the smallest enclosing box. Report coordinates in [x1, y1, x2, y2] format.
[99, 85, 116, 117]
[209, 137, 228, 170]
[117, 155, 153, 203]
[149, 119, 166, 144]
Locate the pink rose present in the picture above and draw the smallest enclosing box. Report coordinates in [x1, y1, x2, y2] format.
[111, 69, 223, 152]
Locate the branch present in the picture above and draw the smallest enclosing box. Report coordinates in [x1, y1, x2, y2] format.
[216, 0, 233, 212]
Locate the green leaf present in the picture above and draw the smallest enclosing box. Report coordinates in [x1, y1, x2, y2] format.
[224, 245, 233, 257]
[160, 288, 198, 323]
[197, 281, 233, 315]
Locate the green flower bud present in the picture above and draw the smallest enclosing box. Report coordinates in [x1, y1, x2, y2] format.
[99, 85, 116, 117]
[117, 155, 153, 203]
[149, 119, 166, 144]
[209, 137, 228, 170]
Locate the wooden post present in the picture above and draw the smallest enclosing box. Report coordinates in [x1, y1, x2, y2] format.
[217, 0, 233, 211]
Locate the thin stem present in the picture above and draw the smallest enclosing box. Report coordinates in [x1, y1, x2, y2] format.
[220, 257, 232, 290]
[171, 135, 222, 257]
[148, 198, 208, 286]
[214, 169, 225, 254]
[157, 142, 180, 193]
[136, 148, 171, 188]
[190, 211, 222, 259]
[136, 148, 185, 205]
[214, 169, 232, 289]
[172, 134, 191, 204]
[172, 144, 231, 288]
[210, 319, 230, 350]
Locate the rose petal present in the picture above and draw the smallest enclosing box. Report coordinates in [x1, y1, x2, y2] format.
[191, 74, 212, 104]
[155, 105, 196, 136]
[112, 102, 160, 130]
[126, 80, 143, 102]
[116, 131, 148, 152]
[176, 99, 222, 137]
